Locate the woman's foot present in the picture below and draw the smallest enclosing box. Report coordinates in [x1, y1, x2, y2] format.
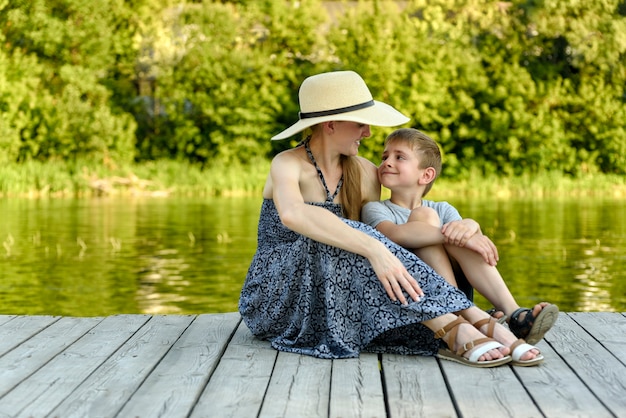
[473, 317, 542, 364]
[435, 317, 511, 368]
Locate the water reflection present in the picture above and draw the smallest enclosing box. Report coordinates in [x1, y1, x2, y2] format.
[451, 197, 626, 313]
[0, 196, 624, 316]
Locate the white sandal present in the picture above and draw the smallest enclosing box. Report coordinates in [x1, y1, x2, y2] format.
[474, 317, 544, 367]
[435, 317, 512, 368]
[510, 339, 544, 367]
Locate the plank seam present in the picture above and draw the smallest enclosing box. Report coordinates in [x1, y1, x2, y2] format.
[186, 314, 244, 418]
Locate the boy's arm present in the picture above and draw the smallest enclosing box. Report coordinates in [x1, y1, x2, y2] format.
[379, 218, 499, 266]
[376, 220, 446, 249]
[441, 217, 499, 266]
[441, 218, 481, 246]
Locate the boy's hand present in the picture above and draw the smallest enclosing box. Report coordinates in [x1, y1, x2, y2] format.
[463, 233, 500, 266]
[441, 219, 480, 246]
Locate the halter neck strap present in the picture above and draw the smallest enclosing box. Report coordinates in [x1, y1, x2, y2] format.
[304, 139, 343, 203]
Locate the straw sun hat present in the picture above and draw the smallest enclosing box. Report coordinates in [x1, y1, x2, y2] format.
[271, 71, 410, 140]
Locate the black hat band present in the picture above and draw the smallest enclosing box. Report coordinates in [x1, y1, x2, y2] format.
[299, 100, 375, 120]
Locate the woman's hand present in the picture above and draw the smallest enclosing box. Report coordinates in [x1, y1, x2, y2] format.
[368, 241, 424, 305]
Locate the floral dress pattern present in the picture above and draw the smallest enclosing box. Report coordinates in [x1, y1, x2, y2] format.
[239, 145, 472, 359]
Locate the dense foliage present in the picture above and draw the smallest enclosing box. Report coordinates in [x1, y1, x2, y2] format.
[1, 0, 625, 180]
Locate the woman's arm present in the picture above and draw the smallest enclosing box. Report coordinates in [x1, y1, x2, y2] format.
[271, 152, 423, 304]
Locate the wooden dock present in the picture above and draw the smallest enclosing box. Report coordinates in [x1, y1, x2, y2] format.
[0, 312, 624, 417]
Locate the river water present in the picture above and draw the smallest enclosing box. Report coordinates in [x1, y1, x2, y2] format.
[1, 196, 624, 315]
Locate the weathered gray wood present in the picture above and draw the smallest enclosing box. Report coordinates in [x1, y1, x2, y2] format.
[117, 313, 241, 418]
[0, 315, 15, 327]
[0, 315, 150, 418]
[382, 354, 456, 418]
[0, 316, 101, 398]
[48, 315, 195, 418]
[514, 340, 612, 418]
[260, 351, 332, 417]
[0, 315, 60, 356]
[544, 313, 626, 416]
[190, 321, 277, 418]
[0, 312, 622, 418]
[568, 312, 626, 361]
[330, 353, 386, 418]
[441, 358, 541, 418]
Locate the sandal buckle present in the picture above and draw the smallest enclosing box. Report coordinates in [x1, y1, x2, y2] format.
[462, 341, 475, 352]
[434, 328, 446, 339]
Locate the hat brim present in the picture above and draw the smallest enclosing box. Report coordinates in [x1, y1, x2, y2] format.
[271, 100, 410, 140]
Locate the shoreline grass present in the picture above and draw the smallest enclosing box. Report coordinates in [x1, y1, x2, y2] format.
[2, 160, 626, 199]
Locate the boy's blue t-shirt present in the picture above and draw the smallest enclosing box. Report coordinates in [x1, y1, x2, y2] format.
[362, 199, 462, 228]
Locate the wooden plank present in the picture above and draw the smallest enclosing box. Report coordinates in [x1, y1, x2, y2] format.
[0, 316, 101, 398]
[259, 351, 332, 417]
[48, 315, 196, 418]
[514, 340, 612, 418]
[0, 315, 16, 327]
[382, 354, 456, 418]
[190, 321, 277, 418]
[0, 315, 60, 356]
[568, 312, 626, 360]
[0, 312, 621, 418]
[117, 313, 241, 418]
[0, 315, 150, 418]
[441, 359, 542, 418]
[330, 353, 386, 418]
[543, 313, 626, 416]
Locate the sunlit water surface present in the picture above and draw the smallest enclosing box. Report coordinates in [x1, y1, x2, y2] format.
[1, 196, 624, 315]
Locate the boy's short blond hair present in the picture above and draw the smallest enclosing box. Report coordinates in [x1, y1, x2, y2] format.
[384, 128, 442, 197]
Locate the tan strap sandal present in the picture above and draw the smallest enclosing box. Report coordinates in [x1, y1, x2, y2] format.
[474, 317, 544, 367]
[473, 317, 498, 337]
[435, 317, 511, 368]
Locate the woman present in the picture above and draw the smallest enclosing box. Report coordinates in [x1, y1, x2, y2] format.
[239, 70, 539, 367]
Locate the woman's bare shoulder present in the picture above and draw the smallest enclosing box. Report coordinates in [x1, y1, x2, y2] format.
[356, 156, 381, 202]
[272, 146, 306, 164]
[356, 155, 378, 172]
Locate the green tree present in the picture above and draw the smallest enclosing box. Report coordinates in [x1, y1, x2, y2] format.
[0, 0, 136, 165]
[131, 0, 330, 164]
[328, 0, 626, 177]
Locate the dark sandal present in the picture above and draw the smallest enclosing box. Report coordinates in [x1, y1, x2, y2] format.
[509, 304, 559, 345]
[486, 308, 508, 325]
[435, 317, 511, 368]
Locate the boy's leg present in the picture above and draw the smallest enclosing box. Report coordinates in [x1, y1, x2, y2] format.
[445, 243, 558, 343]
[408, 207, 457, 286]
[445, 243, 518, 313]
[450, 256, 474, 302]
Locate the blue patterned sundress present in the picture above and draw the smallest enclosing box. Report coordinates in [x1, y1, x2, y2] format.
[239, 144, 472, 359]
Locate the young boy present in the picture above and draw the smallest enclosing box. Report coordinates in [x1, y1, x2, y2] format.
[362, 128, 559, 344]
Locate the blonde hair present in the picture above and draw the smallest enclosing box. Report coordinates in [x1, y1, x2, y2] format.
[339, 155, 363, 220]
[384, 128, 442, 197]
